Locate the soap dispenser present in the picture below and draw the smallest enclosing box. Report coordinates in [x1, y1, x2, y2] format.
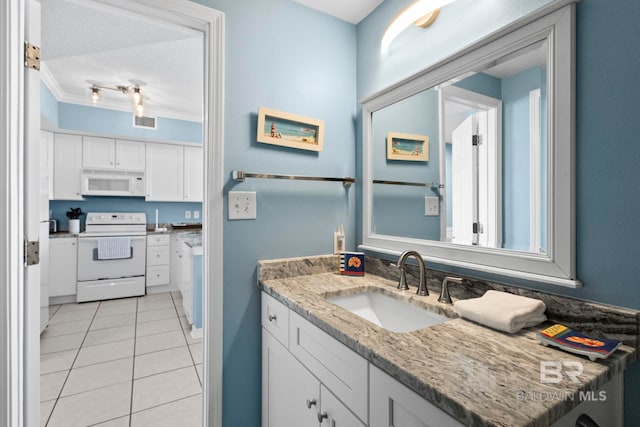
[333, 224, 345, 254]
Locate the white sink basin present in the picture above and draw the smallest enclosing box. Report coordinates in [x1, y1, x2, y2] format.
[327, 291, 448, 333]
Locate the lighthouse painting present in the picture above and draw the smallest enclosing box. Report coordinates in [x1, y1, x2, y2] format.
[257, 107, 325, 152]
[386, 132, 429, 162]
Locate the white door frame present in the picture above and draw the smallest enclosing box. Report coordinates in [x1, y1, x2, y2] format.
[0, 1, 225, 426]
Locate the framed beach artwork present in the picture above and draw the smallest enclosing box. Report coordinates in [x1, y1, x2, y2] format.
[386, 132, 429, 161]
[257, 107, 325, 152]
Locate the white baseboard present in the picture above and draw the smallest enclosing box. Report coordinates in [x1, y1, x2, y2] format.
[190, 327, 203, 340]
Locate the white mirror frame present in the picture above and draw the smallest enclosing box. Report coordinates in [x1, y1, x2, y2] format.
[360, 2, 580, 288]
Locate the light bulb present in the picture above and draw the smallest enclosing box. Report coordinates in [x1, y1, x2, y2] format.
[131, 87, 142, 105]
[90, 87, 101, 103]
[135, 102, 145, 117]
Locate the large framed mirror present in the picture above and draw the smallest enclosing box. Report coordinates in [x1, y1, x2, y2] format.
[361, 3, 579, 288]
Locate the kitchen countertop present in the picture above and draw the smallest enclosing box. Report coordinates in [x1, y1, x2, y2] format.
[259, 257, 637, 427]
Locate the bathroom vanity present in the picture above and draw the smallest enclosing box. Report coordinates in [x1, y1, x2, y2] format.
[259, 255, 637, 427]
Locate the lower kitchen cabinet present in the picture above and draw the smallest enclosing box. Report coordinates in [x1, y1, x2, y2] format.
[146, 233, 170, 288]
[49, 236, 78, 298]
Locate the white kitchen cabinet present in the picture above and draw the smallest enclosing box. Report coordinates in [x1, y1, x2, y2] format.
[145, 143, 202, 202]
[40, 130, 54, 199]
[370, 364, 464, 427]
[53, 133, 84, 200]
[183, 146, 203, 202]
[180, 240, 193, 323]
[83, 136, 145, 171]
[146, 234, 170, 289]
[145, 143, 184, 201]
[48, 237, 78, 298]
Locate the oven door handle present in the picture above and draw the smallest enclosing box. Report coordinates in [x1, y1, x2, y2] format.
[78, 235, 147, 243]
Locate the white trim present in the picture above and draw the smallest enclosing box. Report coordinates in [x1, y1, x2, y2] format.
[39, 63, 65, 101]
[2, 1, 225, 426]
[529, 88, 542, 253]
[1, 1, 26, 426]
[361, 4, 579, 287]
[190, 327, 203, 340]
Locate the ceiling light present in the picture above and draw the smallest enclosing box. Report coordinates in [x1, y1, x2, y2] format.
[381, 0, 457, 53]
[90, 86, 101, 103]
[135, 102, 145, 117]
[131, 87, 142, 105]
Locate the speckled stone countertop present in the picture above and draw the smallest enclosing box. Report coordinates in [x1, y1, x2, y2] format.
[258, 255, 638, 427]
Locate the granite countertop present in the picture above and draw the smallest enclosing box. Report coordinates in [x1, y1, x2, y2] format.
[259, 259, 637, 427]
[49, 231, 78, 238]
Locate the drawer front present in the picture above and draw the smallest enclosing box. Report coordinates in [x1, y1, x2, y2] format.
[261, 292, 290, 348]
[146, 265, 170, 287]
[147, 234, 170, 246]
[289, 311, 368, 423]
[147, 246, 170, 265]
[321, 385, 366, 427]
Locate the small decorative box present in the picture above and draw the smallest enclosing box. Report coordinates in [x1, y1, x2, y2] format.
[339, 252, 365, 276]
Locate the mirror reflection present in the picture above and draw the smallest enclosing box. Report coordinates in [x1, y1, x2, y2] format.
[372, 41, 548, 254]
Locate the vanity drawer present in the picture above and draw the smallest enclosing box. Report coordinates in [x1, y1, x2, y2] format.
[147, 234, 170, 246]
[146, 265, 170, 287]
[262, 292, 289, 347]
[147, 246, 170, 265]
[289, 311, 368, 423]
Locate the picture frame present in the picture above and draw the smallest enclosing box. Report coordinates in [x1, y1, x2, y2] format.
[257, 107, 324, 152]
[386, 132, 429, 161]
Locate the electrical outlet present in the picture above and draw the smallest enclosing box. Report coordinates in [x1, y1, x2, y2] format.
[425, 196, 439, 216]
[194, 210, 200, 219]
[228, 191, 257, 220]
[185, 210, 191, 219]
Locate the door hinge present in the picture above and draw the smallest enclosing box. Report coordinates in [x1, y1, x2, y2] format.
[472, 135, 481, 146]
[472, 222, 483, 234]
[24, 239, 40, 266]
[24, 42, 40, 71]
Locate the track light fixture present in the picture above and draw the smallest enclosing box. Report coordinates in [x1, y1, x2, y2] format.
[88, 83, 146, 116]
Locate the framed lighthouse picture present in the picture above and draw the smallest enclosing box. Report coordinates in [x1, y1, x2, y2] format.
[257, 107, 324, 152]
[386, 132, 429, 161]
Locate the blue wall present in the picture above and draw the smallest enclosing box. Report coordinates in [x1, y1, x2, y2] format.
[371, 88, 440, 239]
[357, 0, 640, 425]
[193, 0, 357, 426]
[41, 82, 58, 127]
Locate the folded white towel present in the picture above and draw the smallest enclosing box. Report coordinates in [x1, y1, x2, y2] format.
[453, 290, 547, 333]
[97, 237, 131, 260]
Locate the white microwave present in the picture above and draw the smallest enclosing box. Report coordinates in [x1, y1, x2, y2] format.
[81, 169, 145, 197]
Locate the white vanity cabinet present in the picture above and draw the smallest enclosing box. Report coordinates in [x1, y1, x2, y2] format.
[83, 136, 145, 171]
[53, 133, 83, 200]
[370, 365, 464, 427]
[261, 293, 367, 427]
[48, 236, 78, 299]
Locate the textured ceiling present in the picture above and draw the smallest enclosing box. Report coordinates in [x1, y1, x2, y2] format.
[39, 0, 203, 122]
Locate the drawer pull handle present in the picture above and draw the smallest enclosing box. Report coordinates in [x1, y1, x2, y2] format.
[268, 314, 277, 322]
[317, 412, 328, 423]
[305, 399, 316, 409]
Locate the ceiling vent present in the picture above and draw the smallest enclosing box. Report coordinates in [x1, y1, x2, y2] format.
[133, 114, 157, 129]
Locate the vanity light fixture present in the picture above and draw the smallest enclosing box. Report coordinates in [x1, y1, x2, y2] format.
[88, 82, 146, 116]
[381, 0, 458, 53]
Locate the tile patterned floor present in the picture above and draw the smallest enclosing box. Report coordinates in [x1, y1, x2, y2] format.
[41, 292, 203, 427]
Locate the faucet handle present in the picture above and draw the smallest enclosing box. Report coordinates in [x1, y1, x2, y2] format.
[438, 276, 464, 304]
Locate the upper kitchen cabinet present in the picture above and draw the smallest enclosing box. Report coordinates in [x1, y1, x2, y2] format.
[183, 146, 203, 202]
[83, 136, 145, 171]
[146, 142, 202, 202]
[53, 133, 84, 200]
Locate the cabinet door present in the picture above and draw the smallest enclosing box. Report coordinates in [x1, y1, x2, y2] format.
[320, 385, 366, 427]
[115, 139, 145, 171]
[83, 136, 115, 169]
[49, 238, 78, 297]
[370, 365, 464, 427]
[262, 329, 319, 427]
[53, 133, 84, 200]
[145, 143, 184, 201]
[183, 146, 203, 202]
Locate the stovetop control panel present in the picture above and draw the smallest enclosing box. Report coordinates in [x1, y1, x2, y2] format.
[85, 212, 147, 226]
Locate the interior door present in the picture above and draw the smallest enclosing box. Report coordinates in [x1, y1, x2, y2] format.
[451, 114, 477, 245]
[24, 0, 42, 425]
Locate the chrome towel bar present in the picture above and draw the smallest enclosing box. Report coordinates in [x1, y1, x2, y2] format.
[232, 170, 356, 188]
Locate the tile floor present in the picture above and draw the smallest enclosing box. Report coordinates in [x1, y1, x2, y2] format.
[40, 292, 203, 427]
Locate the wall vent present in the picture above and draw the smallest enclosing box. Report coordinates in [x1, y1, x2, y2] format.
[133, 114, 157, 129]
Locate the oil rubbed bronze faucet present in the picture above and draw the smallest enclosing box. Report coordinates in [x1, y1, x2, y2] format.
[395, 250, 428, 296]
[438, 276, 465, 304]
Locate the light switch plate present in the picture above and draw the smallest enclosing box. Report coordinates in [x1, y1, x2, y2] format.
[425, 196, 439, 216]
[228, 191, 257, 220]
